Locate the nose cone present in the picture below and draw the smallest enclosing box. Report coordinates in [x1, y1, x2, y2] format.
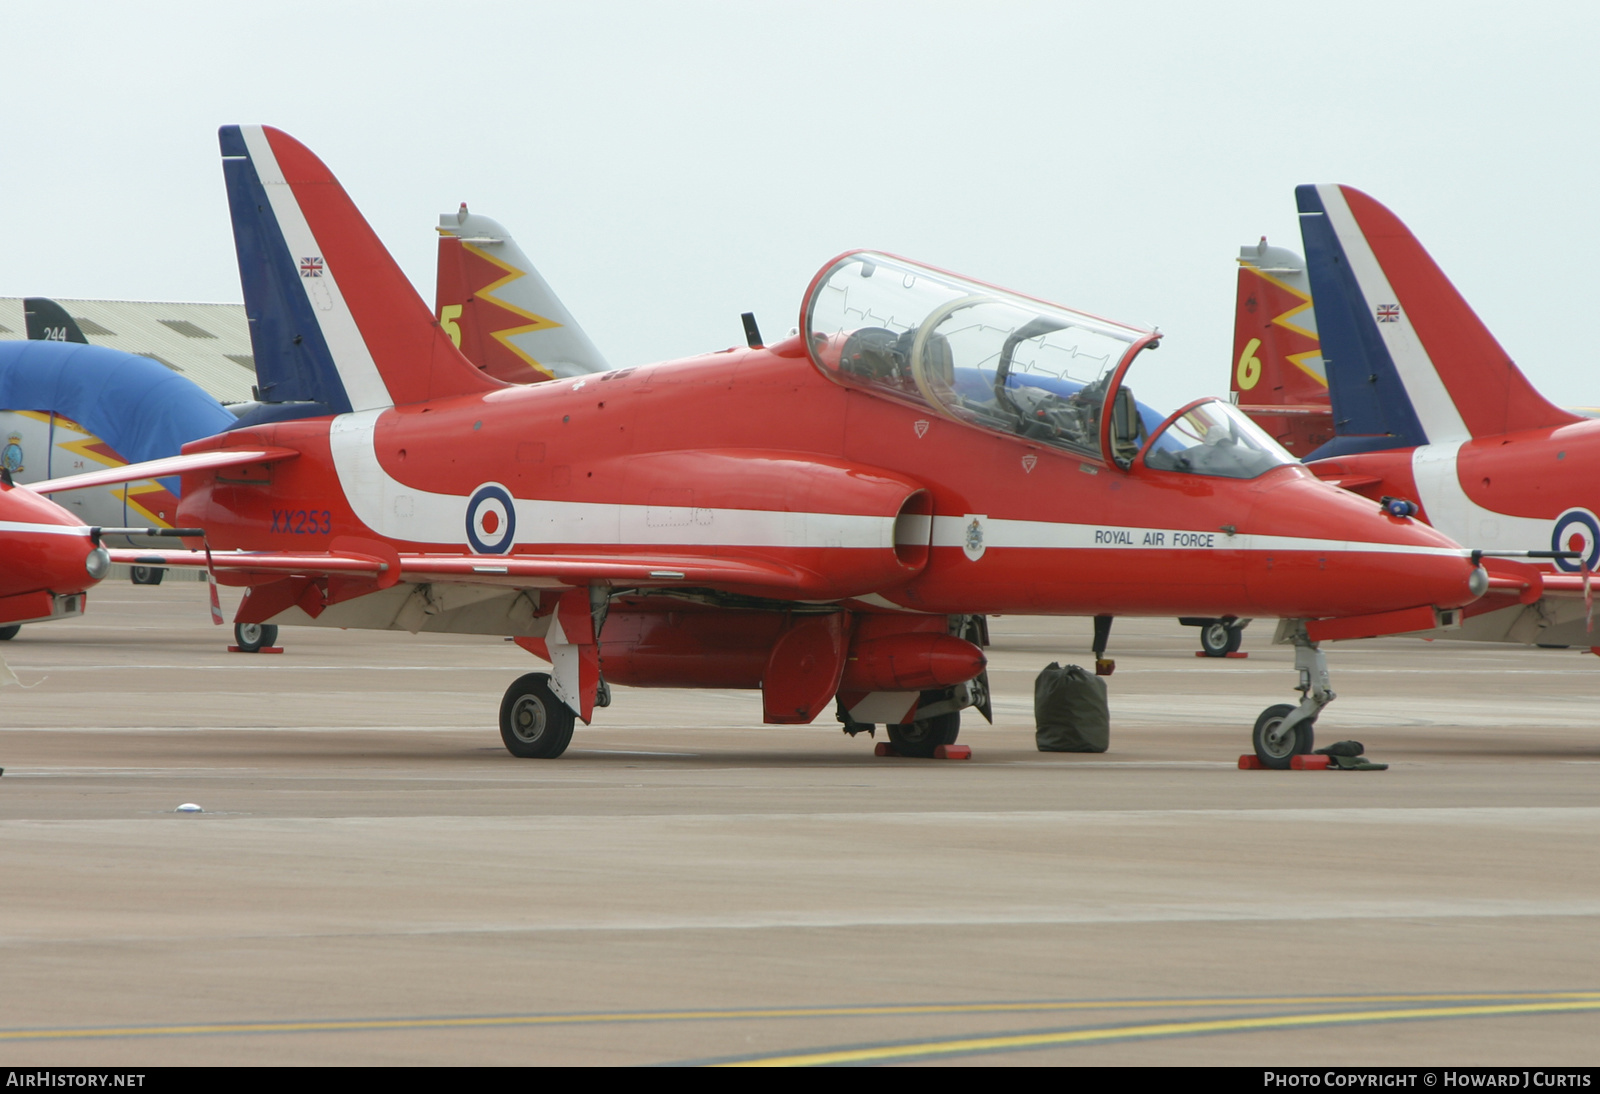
[0, 485, 104, 601]
[1244, 473, 1479, 618]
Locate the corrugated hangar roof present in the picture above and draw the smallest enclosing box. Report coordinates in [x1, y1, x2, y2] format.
[0, 297, 255, 404]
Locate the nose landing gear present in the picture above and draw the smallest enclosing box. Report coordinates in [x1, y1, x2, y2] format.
[1252, 621, 1332, 769]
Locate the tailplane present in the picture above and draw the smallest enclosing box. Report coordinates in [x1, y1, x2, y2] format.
[436, 206, 609, 383]
[1296, 184, 1576, 455]
[219, 125, 500, 414]
[1231, 238, 1333, 458]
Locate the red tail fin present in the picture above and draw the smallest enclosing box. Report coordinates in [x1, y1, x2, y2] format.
[1326, 186, 1578, 439]
[226, 126, 502, 411]
[1231, 238, 1333, 457]
[435, 206, 610, 384]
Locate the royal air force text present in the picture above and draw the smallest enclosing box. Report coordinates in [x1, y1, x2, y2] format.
[1094, 529, 1218, 548]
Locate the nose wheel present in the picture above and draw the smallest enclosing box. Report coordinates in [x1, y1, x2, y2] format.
[1251, 622, 1333, 769]
[1253, 704, 1314, 767]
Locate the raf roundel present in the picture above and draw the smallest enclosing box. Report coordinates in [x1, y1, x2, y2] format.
[1550, 508, 1600, 573]
[466, 482, 517, 555]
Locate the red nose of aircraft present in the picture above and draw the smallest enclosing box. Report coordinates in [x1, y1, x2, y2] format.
[1243, 472, 1481, 619]
[0, 484, 108, 602]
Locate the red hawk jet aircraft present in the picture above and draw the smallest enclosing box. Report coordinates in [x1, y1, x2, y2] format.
[52, 127, 1487, 767]
[1220, 185, 1600, 652]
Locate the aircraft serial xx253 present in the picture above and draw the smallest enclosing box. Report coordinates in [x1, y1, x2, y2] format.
[53, 126, 1490, 766]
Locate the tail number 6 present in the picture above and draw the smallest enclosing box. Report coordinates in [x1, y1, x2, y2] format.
[1236, 337, 1262, 391]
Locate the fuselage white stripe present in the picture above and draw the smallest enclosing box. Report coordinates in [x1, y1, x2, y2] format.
[1317, 184, 1470, 444]
[240, 126, 393, 413]
[1412, 442, 1552, 551]
[0, 521, 89, 537]
[929, 515, 1464, 558]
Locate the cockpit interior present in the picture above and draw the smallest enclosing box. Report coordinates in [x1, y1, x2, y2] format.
[803, 251, 1296, 480]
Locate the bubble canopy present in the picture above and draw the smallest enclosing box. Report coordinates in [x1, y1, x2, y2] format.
[802, 251, 1160, 464]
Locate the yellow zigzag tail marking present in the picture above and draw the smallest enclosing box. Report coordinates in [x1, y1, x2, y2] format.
[462, 241, 561, 381]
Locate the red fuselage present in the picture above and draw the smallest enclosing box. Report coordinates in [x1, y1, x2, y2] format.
[178, 336, 1479, 623]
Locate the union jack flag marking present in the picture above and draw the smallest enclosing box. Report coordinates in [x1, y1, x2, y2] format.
[300, 256, 325, 278]
[1376, 304, 1400, 323]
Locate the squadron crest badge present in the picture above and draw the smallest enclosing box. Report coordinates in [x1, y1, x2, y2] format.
[962, 514, 987, 561]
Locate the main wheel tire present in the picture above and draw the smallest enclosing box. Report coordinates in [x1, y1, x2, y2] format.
[130, 566, 165, 586]
[887, 711, 960, 758]
[1199, 621, 1231, 658]
[233, 622, 278, 653]
[0, 624, 19, 641]
[1224, 625, 1244, 655]
[499, 672, 576, 759]
[1252, 703, 1314, 769]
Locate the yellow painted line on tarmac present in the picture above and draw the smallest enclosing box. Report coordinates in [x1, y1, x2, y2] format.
[2, 992, 1597, 1043]
[721, 998, 1600, 1066]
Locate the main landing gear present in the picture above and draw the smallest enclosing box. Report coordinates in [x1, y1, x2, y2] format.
[1182, 616, 1248, 657]
[841, 684, 980, 758]
[1252, 621, 1332, 769]
[887, 711, 961, 758]
[232, 622, 279, 653]
[499, 672, 576, 758]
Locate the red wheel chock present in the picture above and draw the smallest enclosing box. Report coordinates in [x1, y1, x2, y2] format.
[1239, 753, 1381, 770]
[875, 742, 972, 760]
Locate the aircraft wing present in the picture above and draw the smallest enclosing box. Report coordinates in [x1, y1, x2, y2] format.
[29, 447, 299, 494]
[107, 547, 810, 590]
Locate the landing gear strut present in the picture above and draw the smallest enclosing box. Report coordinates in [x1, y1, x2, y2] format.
[1092, 614, 1114, 675]
[1252, 621, 1331, 769]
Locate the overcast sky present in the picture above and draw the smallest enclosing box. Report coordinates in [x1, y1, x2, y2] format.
[5, 1, 1597, 411]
